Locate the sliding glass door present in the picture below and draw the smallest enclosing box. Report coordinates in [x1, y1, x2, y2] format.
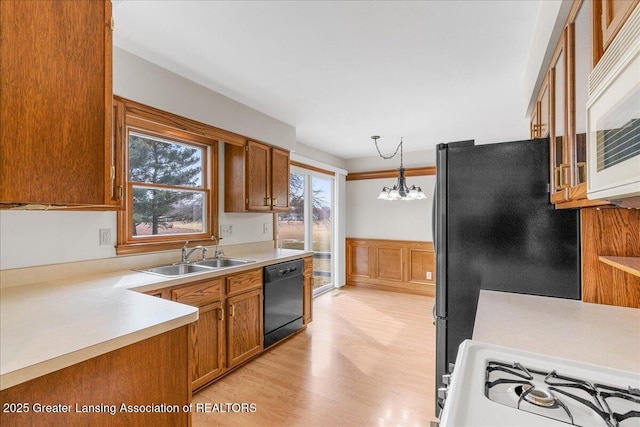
[278, 167, 334, 295]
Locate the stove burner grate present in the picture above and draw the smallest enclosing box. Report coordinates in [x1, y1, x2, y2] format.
[485, 360, 640, 427]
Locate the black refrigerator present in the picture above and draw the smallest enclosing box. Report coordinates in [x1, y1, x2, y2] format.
[433, 138, 581, 412]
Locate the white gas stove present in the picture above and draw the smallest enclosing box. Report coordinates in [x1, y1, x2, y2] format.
[439, 340, 640, 427]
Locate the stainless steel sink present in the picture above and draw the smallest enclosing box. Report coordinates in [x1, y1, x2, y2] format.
[193, 258, 255, 268]
[140, 263, 214, 277]
[138, 258, 254, 277]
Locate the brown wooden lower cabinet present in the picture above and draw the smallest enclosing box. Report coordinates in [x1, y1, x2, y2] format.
[166, 269, 263, 390]
[226, 287, 263, 369]
[190, 301, 225, 390]
[148, 261, 311, 392]
[346, 238, 435, 296]
[0, 326, 191, 426]
[171, 279, 225, 391]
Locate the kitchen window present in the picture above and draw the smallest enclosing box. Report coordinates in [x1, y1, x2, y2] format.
[115, 97, 218, 254]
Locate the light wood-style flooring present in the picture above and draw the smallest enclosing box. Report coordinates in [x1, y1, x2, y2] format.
[193, 285, 436, 426]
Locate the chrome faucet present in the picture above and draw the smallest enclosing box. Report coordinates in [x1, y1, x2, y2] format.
[211, 235, 224, 259]
[182, 241, 206, 263]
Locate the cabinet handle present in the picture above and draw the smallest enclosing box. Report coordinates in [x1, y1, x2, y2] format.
[560, 163, 570, 189]
[264, 197, 271, 206]
[554, 164, 570, 191]
[272, 198, 277, 206]
[531, 123, 542, 138]
[219, 307, 224, 321]
[229, 304, 235, 317]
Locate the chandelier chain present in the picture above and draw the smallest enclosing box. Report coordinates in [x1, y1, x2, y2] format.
[373, 137, 404, 163]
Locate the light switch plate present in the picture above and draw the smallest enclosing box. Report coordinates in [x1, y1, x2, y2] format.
[220, 224, 233, 237]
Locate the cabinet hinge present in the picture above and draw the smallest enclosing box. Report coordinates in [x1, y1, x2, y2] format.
[110, 17, 115, 31]
[245, 198, 249, 204]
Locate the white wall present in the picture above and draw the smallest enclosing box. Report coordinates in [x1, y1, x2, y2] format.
[0, 211, 117, 270]
[346, 176, 435, 242]
[114, 47, 297, 151]
[293, 142, 347, 170]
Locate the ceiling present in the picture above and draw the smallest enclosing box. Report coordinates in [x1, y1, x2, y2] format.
[113, 1, 542, 160]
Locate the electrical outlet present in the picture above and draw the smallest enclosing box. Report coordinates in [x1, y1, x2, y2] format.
[220, 224, 233, 237]
[263, 223, 269, 234]
[99, 228, 111, 246]
[426, 271, 432, 280]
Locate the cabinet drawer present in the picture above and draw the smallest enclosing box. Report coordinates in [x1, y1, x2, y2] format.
[226, 269, 263, 296]
[171, 279, 223, 307]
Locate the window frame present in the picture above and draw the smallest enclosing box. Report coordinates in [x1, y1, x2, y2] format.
[115, 97, 222, 255]
[277, 162, 336, 296]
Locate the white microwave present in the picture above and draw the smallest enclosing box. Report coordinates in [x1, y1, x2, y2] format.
[586, 5, 640, 207]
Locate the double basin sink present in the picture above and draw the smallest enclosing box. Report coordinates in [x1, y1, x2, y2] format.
[139, 258, 255, 278]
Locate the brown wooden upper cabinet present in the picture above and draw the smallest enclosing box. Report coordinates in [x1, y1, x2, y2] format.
[225, 140, 290, 213]
[0, 0, 118, 208]
[531, 0, 637, 208]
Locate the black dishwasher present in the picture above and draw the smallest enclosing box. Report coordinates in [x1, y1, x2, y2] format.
[263, 258, 304, 348]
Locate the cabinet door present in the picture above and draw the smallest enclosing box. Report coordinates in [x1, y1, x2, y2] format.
[0, 0, 113, 206]
[271, 148, 290, 211]
[191, 302, 225, 389]
[554, 1, 610, 209]
[171, 279, 225, 389]
[227, 288, 263, 369]
[246, 140, 271, 211]
[550, 30, 570, 204]
[224, 143, 247, 212]
[567, 0, 604, 205]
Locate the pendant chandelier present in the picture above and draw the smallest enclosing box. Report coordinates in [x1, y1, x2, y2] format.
[372, 135, 427, 201]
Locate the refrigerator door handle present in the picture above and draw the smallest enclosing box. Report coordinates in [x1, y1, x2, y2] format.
[432, 183, 437, 250]
[432, 303, 436, 325]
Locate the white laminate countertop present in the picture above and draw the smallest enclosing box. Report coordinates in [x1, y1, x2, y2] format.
[0, 249, 312, 391]
[473, 290, 640, 372]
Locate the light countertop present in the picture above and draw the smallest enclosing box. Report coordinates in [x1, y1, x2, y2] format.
[473, 290, 640, 372]
[0, 248, 312, 391]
